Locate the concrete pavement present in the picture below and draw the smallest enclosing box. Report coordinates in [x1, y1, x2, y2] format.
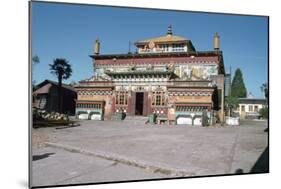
[31, 119, 268, 187]
[32, 147, 167, 187]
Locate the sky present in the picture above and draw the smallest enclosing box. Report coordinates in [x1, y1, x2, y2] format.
[31, 2, 268, 98]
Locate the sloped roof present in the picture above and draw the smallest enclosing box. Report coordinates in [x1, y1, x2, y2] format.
[34, 79, 76, 94]
[135, 34, 188, 44]
[238, 98, 267, 104]
[33, 83, 52, 94]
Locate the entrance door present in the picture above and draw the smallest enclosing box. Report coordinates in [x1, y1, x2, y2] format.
[135, 92, 144, 115]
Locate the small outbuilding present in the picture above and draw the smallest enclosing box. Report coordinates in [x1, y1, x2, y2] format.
[234, 97, 267, 119]
[33, 80, 77, 115]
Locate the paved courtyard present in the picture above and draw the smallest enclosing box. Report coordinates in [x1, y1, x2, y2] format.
[31, 119, 268, 187]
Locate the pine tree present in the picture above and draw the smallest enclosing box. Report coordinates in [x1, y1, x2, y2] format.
[231, 68, 247, 98]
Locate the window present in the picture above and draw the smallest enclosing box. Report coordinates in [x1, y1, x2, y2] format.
[158, 44, 169, 52]
[248, 105, 253, 112]
[241, 105, 245, 112]
[152, 90, 165, 106]
[116, 91, 128, 106]
[254, 105, 258, 112]
[172, 44, 185, 52]
[120, 94, 125, 104]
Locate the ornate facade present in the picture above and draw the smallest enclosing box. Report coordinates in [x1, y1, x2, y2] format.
[75, 26, 225, 125]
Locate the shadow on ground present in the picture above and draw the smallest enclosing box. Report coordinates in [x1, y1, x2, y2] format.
[33, 153, 55, 161]
[235, 146, 269, 174]
[250, 146, 269, 173]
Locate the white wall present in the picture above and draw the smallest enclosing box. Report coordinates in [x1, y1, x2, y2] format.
[239, 103, 265, 114]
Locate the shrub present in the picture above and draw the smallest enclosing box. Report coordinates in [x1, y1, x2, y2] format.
[259, 107, 268, 119]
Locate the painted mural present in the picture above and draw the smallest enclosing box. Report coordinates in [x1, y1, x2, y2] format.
[174, 64, 218, 80]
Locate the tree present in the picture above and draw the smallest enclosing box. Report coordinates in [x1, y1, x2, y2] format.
[260, 83, 268, 121]
[225, 96, 239, 116]
[260, 83, 268, 100]
[49, 58, 72, 113]
[259, 107, 268, 119]
[69, 80, 77, 87]
[32, 55, 40, 64]
[231, 68, 247, 98]
[32, 55, 40, 87]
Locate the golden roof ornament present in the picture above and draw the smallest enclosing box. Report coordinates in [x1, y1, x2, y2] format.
[148, 41, 155, 49]
[94, 38, 100, 55]
[214, 32, 220, 50]
[167, 25, 173, 36]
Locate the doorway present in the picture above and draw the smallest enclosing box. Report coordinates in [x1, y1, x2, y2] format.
[135, 92, 144, 115]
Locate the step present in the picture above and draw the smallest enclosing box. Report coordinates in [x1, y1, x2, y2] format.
[125, 116, 148, 121]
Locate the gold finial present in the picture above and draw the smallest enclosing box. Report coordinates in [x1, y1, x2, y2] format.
[94, 38, 100, 55]
[214, 32, 220, 50]
[167, 25, 173, 35]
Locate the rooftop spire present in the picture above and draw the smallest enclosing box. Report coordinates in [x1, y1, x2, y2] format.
[214, 32, 220, 50]
[94, 38, 100, 55]
[167, 25, 173, 35]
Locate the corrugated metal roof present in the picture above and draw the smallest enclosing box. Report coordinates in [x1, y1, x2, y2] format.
[238, 98, 267, 104]
[34, 80, 76, 94]
[33, 83, 52, 94]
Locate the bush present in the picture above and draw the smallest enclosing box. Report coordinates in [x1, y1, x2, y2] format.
[259, 107, 268, 119]
[33, 108, 69, 121]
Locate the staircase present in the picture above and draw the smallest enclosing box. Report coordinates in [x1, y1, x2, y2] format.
[124, 116, 149, 124]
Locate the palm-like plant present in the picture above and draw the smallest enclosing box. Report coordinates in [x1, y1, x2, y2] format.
[225, 96, 239, 116]
[260, 83, 268, 100]
[32, 55, 40, 64]
[32, 55, 40, 89]
[49, 58, 72, 113]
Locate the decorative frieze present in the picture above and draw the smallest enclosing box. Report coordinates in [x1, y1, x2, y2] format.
[168, 91, 212, 96]
[176, 106, 208, 112]
[78, 90, 112, 96]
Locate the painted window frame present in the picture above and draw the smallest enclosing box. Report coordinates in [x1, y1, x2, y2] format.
[116, 91, 128, 106]
[248, 105, 253, 112]
[151, 90, 165, 107]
